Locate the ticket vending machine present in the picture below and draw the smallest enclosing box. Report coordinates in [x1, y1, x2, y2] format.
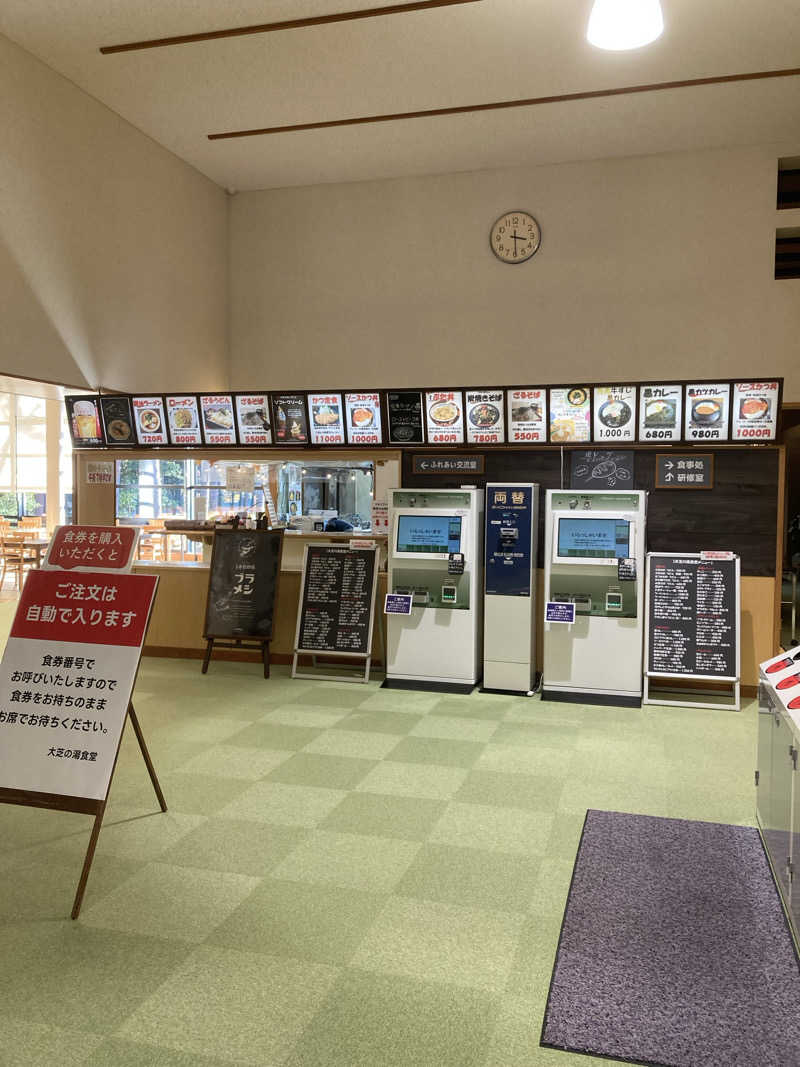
[543, 489, 647, 706]
[386, 487, 483, 691]
[483, 483, 539, 694]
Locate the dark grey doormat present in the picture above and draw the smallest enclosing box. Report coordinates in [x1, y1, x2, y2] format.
[541, 810, 800, 1067]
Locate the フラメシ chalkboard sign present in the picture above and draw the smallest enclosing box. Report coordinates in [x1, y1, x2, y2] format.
[202, 529, 284, 676]
[644, 552, 740, 709]
[293, 544, 380, 682]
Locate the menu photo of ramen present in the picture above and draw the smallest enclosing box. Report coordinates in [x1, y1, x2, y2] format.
[132, 396, 168, 446]
[166, 395, 202, 445]
[731, 381, 780, 441]
[684, 383, 731, 441]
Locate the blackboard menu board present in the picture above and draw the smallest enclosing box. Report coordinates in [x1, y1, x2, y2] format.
[646, 553, 739, 680]
[204, 529, 283, 640]
[295, 545, 378, 657]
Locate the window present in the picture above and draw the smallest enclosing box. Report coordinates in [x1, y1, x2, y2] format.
[0, 393, 48, 518]
[114, 459, 375, 528]
[115, 459, 188, 520]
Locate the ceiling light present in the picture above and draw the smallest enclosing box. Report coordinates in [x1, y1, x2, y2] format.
[587, 0, 664, 51]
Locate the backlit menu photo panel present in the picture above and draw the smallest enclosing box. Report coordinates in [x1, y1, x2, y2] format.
[200, 394, 237, 445]
[234, 394, 273, 446]
[684, 383, 731, 442]
[465, 389, 505, 444]
[548, 387, 591, 443]
[132, 396, 168, 446]
[165, 395, 202, 446]
[425, 390, 464, 445]
[271, 393, 309, 445]
[638, 384, 682, 442]
[507, 388, 547, 443]
[308, 393, 345, 446]
[592, 385, 636, 443]
[731, 381, 780, 441]
[386, 391, 424, 445]
[344, 392, 383, 445]
[99, 396, 135, 447]
[65, 396, 105, 448]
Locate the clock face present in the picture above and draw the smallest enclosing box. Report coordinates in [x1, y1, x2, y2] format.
[490, 211, 541, 263]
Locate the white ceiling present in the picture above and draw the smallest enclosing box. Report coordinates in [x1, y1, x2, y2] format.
[2, 0, 800, 190]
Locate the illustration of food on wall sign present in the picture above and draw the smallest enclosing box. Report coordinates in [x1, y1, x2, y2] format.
[592, 385, 636, 442]
[132, 396, 168, 446]
[200, 394, 237, 445]
[465, 390, 505, 444]
[548, 387, 591, 443]
[166, 395, 202, 445]
[308, 393, 345, 445]
[731, 382, 779, 441]
[425, 390, 464, 444]
[506, 387, 547, 443]
[684, 383, 731, 442]
[99, 395, 135, 446]
[345, 392, 383, 445]
[234, 394, 272, 446]
[638, 384, 682, 442]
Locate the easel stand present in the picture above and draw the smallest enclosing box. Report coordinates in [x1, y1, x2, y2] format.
[0, 703, 166, 919]
[202, 637, 271, 678]
[292, 622, 385, 684]
[643, 675, 741, 711]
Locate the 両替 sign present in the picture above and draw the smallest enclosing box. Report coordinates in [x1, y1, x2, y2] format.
[655, 453, 713, 490]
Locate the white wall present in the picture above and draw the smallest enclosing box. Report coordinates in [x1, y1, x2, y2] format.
[0, 33, 228, 392]
[230, 145, 800, 400]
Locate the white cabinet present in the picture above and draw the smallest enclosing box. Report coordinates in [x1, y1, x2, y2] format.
[757, 682, 798, 922]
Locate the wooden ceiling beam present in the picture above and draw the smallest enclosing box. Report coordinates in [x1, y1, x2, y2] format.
[99, 0, 481, 54]
[207, 65, 800, 139]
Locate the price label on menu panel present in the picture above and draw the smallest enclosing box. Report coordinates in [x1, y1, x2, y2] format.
[684, 383, 731, 442]
[165, 395, 202, 446]
[506, 388, 547, 443]
[234, 395, 272, 446]
[465, 390, 505, 444]
[731, 382, 780, 441]
[344, 392, 383, 445]
[638, 384, 683, 442]
[308, 393, 345, 446]
[199, 395, 237, 445]
[132, 396, 168, 446]
[425, 391, 464, 445]
[592, 385, 636, 442]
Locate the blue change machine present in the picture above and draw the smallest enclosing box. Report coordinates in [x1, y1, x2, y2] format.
[483, 483, 540, 694]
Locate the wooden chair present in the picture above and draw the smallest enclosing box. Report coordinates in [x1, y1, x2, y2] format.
[0, 533, 37, 590]
[19, 516, 41, 529]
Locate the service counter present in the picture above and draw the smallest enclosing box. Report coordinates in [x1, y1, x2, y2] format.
[135, 532, 388, 664]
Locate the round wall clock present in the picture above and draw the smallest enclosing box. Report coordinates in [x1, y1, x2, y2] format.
[490, 211, 541, 264]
